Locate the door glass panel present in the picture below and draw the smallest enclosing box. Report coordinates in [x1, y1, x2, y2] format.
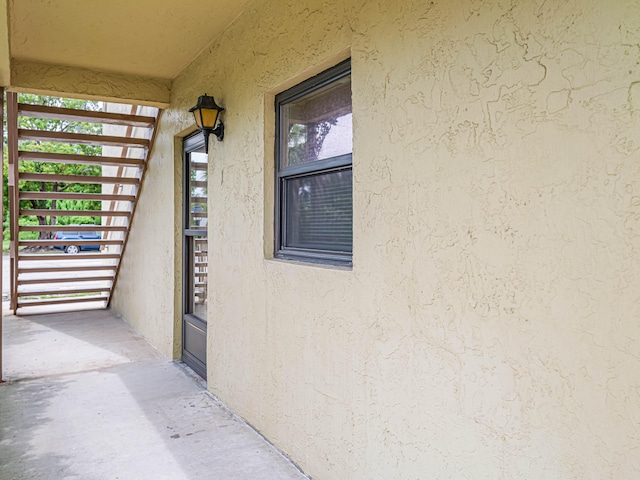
[189, 151, 208, 228]
[184, 140, 208, 322]
[190, 235, 208, 320]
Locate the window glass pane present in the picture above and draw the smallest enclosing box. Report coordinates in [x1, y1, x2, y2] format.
[281, 74, 352, 168]
[188, 235, 208, 320]
[189, 151, 208, 227]
[284, 169, 352, 252]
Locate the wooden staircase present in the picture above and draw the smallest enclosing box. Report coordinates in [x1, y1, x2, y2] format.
[6, 92, 161, 313]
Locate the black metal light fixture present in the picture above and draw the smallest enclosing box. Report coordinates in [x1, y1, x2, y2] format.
[189, 93, 225, 152]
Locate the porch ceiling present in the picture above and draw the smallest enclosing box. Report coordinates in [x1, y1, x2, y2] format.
[0, 0, 252, 105]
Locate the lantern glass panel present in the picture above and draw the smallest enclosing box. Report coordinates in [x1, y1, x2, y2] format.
[192, 109, 204, 129]
[201, 109, 220, 129]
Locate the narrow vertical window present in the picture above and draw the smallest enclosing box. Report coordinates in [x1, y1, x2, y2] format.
[275, 59, 352, 265]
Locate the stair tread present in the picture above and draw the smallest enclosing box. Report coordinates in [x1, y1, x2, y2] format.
[18, 103, 155, 128]
[7, 91, 161, 313]
[18, 129, 150, 148]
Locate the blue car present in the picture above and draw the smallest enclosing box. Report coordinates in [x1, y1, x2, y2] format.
[53, 229, 102, 254]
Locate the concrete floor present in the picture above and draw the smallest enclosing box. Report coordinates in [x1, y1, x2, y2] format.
[0, 309, 308, 480]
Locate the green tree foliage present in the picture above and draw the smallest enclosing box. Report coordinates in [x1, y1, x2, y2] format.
[286, 120, 336, 166]
[4, 94, 103, 242]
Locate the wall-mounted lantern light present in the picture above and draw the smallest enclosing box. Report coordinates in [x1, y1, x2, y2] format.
[189, 93, 224, 152]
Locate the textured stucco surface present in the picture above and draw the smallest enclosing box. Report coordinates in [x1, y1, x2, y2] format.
[10, 60, 171, 107]
[102, 104, 171, 354]
[113, 0, 640, 478]
[109, 104, 182, 359]
[0, 0, 10, 86]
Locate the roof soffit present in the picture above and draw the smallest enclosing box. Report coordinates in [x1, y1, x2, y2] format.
[8, 0, 251, 80]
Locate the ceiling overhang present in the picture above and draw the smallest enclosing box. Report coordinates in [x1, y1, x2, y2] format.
[1, 0, 252, 105]
[9, 60, 172, 108]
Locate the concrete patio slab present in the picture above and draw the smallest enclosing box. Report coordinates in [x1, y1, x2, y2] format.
[0, 309, 308, 480]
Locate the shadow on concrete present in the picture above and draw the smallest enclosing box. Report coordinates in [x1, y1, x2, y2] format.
[0, 377, 76, 480]
[0, 309, 306, 480]
[2, 309, 158, 381]
[0, 376, 76, 480]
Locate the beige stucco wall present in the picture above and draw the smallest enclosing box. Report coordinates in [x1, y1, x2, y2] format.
[109, 106, 184, 359]
[9, 61, 171, 107]
[112, 0, 640, 478]
[103, 104, 165, 350]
